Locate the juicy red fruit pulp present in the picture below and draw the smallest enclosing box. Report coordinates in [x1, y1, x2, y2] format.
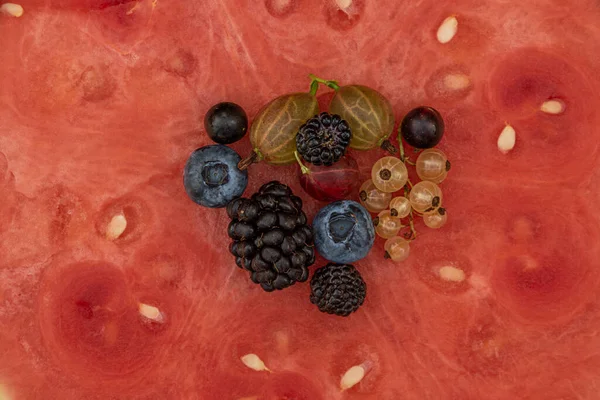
[1, 1, 600, 400]
[298, 155, 360, 201]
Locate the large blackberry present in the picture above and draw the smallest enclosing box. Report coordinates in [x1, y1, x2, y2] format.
[296, 112, 352, 166]
[309, 263, 366, 317]
[226, 181, 316, 292]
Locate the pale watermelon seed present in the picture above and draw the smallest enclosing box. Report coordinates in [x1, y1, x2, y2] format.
[274, 330, 290, 354]
[443, 73, 470, 90]
[340, 361, 372, 391]
[438, 266, 466, 282]
[106, 213, 127, 240]
[138, 303, 165, 323]
[336, 0, 353, 11]
[0, 384, 12, 400]
[264, 0, 295, 18]
[540, 99, 565, 115]
[270, 0, 291, 12]
[240, 354, 271, 372]
[497, 124, 516, 154]
[0, 3, 23, 17]
[437, 16, 458, 44]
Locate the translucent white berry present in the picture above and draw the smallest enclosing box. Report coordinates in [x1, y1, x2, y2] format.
[359, 179, 392, 213]
[423, 208, 448, 229]
[371, 156, 408, 193]
[389, 196, 411, 218]
[375, 210, 402, 239]
[384, 236, 410, 262]
[409, 181, 442, 214]
[415, 148, 450, 184]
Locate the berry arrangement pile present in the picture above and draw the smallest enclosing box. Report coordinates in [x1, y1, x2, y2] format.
[182, 76, 451, 317]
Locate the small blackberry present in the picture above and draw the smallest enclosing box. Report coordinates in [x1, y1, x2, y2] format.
[226, 181, 316, 292]
[296, 112, 352, 166]
[309, 263, 366, 317]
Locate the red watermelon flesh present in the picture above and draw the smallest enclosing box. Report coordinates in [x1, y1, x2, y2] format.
[1, 0, 600, 399]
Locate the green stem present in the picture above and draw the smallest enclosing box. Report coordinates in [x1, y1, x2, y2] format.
[309, 80, 319, 96]
[397, 126, 416, 162]
[398, 133, 406, 162]
[308, 74, 341, 94]
[294, 151, 311, 175]
[407, 212, 417, 241]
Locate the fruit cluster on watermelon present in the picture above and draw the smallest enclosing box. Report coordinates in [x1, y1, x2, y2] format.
[1, 0, 600, 399]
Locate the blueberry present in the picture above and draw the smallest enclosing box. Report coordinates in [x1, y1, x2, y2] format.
[204, 102, 248, 144]
[312, 200, 375, 263]
[183, 144, 248, 208]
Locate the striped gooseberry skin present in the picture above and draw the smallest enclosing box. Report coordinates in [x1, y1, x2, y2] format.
[328, 85, 395, 152]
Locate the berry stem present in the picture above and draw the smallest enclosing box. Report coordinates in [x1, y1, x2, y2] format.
[379, 139, 397, 154]
[308, 74, 341, 94]
[294, 151, 311, 175]
[397, 134, 416, 164]
[238, 150, 262, 171]
[309, 80, 320, 96]
[407, 212, 417, 240]
[403, 184, 417, 240]
[398, 135, 407, 162]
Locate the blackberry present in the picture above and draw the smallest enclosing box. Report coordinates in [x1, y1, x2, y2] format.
[226, 181, 316, 292]
[309, 263, 366, 317]
[296, 112, 352, 166]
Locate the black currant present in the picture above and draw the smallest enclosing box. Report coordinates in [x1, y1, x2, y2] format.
[204, 102, 248, 144]
[400, 106, 445, 149]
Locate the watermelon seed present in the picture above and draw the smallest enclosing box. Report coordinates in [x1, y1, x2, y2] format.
[438, 266, 466, 282]
[240, 354, 271, 372]
[274, 330, 290, 354]
[0, 3, 23, 17]
[340, 361, 372, 391]
[436, 16, 458, 44]
[0, 384, 10, 400]
[106, 213, 127, 240]
[443, 73, 470, 90]
[138, 303, 165, 323]
[335, 0, 353, 12]
[497, 124, 516, 154]
[540, 99, 565, 115]
[265, 0, 295, 18]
